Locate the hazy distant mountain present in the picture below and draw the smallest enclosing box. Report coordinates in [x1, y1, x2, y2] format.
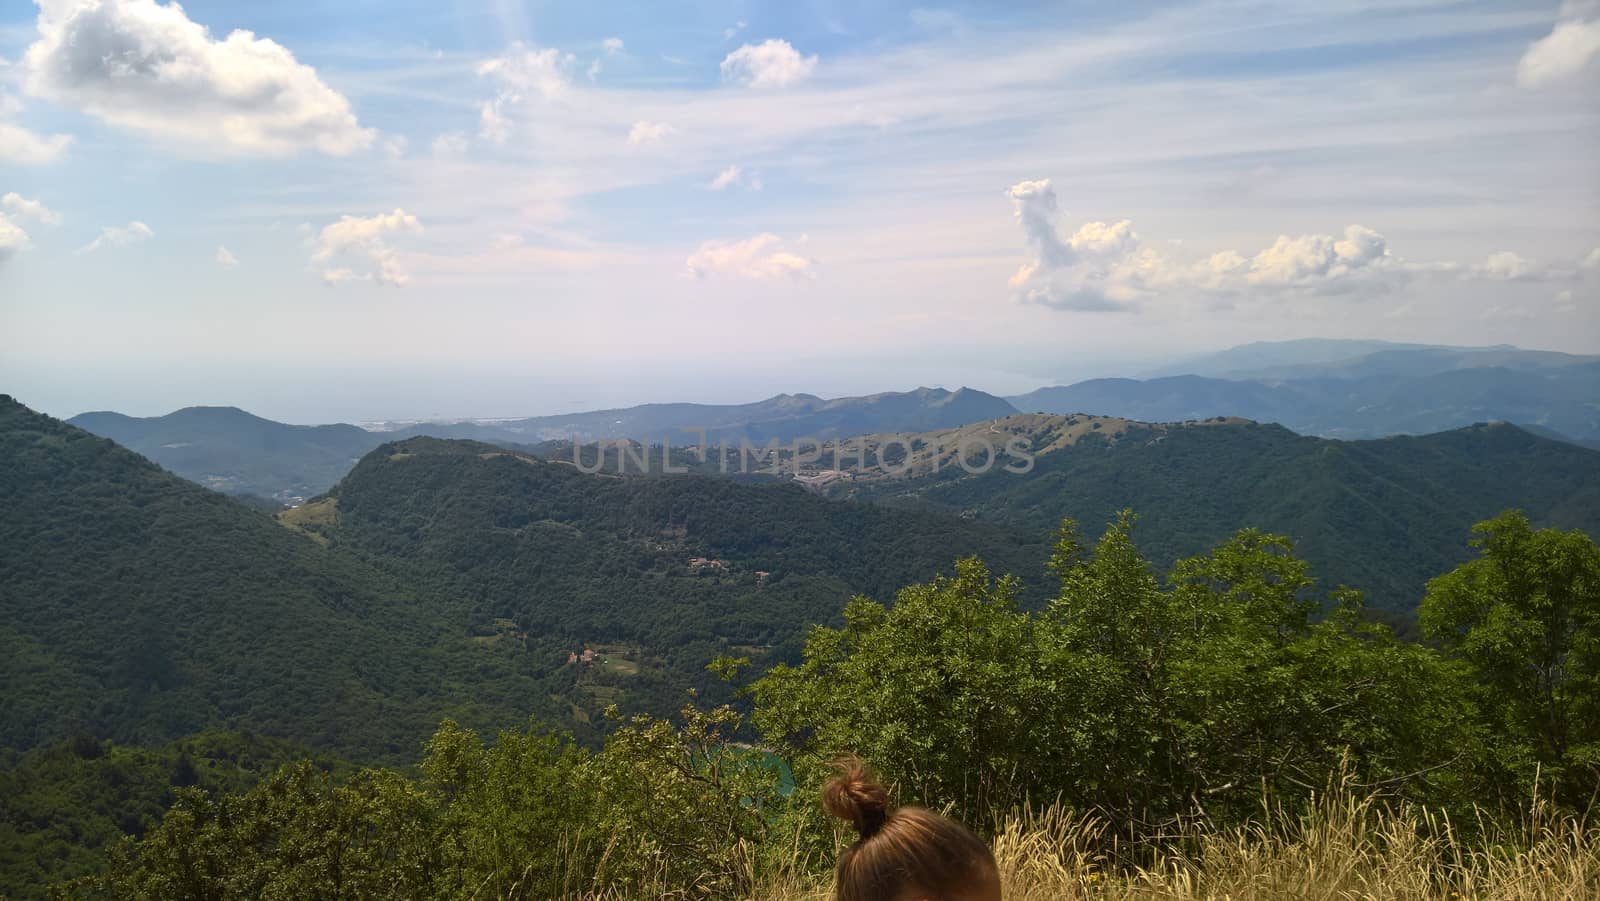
[392, 386, 1020, 445]
[1015, 342, 1600, 441]
[66, 406, 385, 500]
[63, 388, 1021, 500]
[1139, 339, 1456, 379]
[1210, 345, 1600, 382]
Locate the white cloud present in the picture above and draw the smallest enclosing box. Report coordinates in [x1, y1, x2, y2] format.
[0, 191, 53, 263]
[309, 209, 423, 287]
[1006, 179, 1408, 310]
[77, 220, 154, 254]
[0, 89, 73, 163]
[723, 21, 747, 40]
[216, 245, 237, 266]
[23, 0, 373, 157]
[686, 233, 813, 280]
[3, 192, 61, 225]
[1244, 225, 1392, 287]
[1517, 1, 1600, 87]
[706, 165, 762, 191]
[1004, 179, 1150, 310]
[477, 42, 572, 143]
[1473, 250, 1537, 281]
[0, 216, 28, 263]
[587, 37, 624, 81]
[720, 39, 817, 88]
[627, 120, 673, 145]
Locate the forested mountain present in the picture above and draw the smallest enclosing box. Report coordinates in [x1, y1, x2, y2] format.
[838, 415, 1600, 610]
[66, 406, 384, 500]
[2, 397, 1046, 755]
[0, 396, 560, 761]
[1012, 345, 1600, 441]
[288, 435, 1049, 725]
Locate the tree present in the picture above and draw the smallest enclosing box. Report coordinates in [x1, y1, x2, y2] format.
[752, 557, 1046, 823]
[1420, 511, 1600, 808]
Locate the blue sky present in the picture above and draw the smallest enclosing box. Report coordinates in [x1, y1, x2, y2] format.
[1, 0, 1597, 422]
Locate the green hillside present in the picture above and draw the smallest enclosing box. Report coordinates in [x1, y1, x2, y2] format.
[295, 436, 1049, 722]
[66, 406, 384, 500]
[2, 397, 1048, 753]
[0, 396, 558, 761]
[849, 418, 1600, 611]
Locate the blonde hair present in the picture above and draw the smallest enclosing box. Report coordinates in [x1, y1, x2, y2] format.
[822, 758, 999, 901]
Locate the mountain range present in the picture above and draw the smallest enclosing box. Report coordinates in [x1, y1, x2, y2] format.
[66, 386, 1018, 499]
[60, 341, 1600, 500]
[1013, 341, 1600, 441]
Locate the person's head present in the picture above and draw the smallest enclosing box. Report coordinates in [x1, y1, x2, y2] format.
[822, 759, 1001, 901]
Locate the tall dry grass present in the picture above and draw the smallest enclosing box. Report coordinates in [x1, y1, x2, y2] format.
[991, 794, 1599, 900]
[585, 793, 1599, 900]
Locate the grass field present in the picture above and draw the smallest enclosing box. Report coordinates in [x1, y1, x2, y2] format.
[582, 793, 1600, 900]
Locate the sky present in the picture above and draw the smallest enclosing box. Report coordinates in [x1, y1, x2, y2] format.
[0, 0, 1597, 423]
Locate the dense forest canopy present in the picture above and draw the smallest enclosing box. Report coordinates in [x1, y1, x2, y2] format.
[38, 512, 1600, 900]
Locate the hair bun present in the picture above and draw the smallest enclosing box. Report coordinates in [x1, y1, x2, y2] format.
[822, 757, 890, 840]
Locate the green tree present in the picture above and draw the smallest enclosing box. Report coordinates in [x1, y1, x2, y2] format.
[751, 557, 1046, 823]
[1420, 511, 1600, 807]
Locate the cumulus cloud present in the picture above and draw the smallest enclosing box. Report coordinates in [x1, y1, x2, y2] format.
[721, 39, 817, 88]
[477, 42, 572, 143]
[23, 0, 373, 157]
[1007, 178, 1600, 315]
[77, 220, 154, 254]
[0, 192, 60, 263]
[3, 192, 61, 225]
[1004, 179, 1154, 310]
[1006, 178, 1411, 311]
[0, 90, 73, 164]
[0, 217, 28, 262]
[1472, 250, 1539, 281]
[215, 245, 237, 266]
[685, 233, 813, 280]
[626, 120, 673, 145]
[1243, 225, 1393, 287]
[1518, 1, 1600, 87]
[309, 209, 422, 287]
